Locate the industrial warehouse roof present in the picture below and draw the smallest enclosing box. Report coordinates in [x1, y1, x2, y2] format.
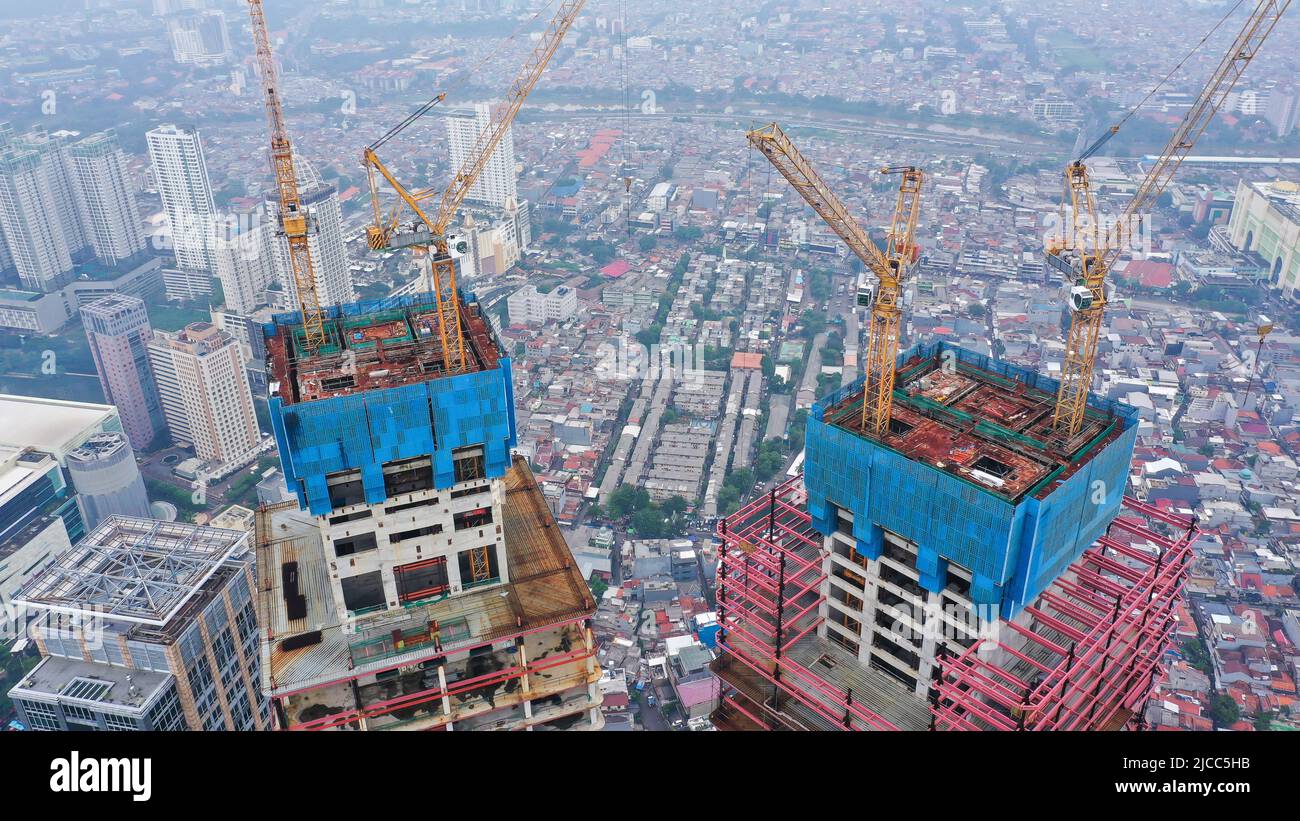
[256, 456, 595, 697]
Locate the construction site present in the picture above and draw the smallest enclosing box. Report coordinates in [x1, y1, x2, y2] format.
[700, 1, 1290, 731]
[256, 458, 602, 731]
[237, 0, 1282, 734]
[806, 340, 1139, 621]
[264, 295, 502, 406]
[244, 0, 605, 730]
[709, 474, 1196, 731]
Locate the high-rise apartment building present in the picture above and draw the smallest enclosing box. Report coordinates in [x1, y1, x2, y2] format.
[257, 291, 602, 731]
[215, 212, 274, 314]
[167, 9, 231, 66]
[7, 516, 270, 731]
[81, 294, 168, 450]
[67, 131, 146, 267]
[267, 168, 352, 310]
[147, 124, 217, 275]
[0, 146, 75, 292]
[65, 433, 152, 530]
[447, 104, 517, 208]
[0, 127, 145, 289]
[148, 322, 259, 463]
[23, 131, 88, 260]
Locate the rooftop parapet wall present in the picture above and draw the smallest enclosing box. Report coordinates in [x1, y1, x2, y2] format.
[263, 292, 516, 517]
[804, 340, 1138, 620]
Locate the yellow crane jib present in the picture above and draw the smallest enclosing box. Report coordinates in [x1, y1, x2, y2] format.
[247, 0, 327, 353]
[361, 0, 587, 375]
[746, 122, 922, 438]
[1046, 0, 1290, 438]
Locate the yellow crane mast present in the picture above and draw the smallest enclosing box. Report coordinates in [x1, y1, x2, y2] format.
[362, 0, 587, 375]
[747, 122, 922, 437]
[1047, 0, 1290, 437]
[246, 0, 326, 352]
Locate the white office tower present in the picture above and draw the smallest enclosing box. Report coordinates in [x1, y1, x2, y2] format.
[68, 131, 146, 267]
[267, 157, 353, 310]
[64, 433, 152, 530]
[147, 124, 217, 274]
[215, 213, 275, 314]
[148, 333, 192, 447]
[446, 103, 518, 208]
[0, 147, 74, 292]
[148, 322, 259, 463]
[168, 9, 231, 66]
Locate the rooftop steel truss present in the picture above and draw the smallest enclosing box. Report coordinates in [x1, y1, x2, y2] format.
[16, 516, 247, 626]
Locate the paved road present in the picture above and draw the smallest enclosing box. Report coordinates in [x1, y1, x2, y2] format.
[636, 689, 670, 731]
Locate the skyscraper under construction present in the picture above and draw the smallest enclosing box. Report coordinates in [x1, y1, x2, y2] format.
[254, 292, 603, 731]
[710, 341, 1197, 731]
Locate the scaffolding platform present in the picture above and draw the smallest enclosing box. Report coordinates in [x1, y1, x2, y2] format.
[710, 477, 926, 731]
[710, 478, 1195, 732]
[931, 496, 1196, 731]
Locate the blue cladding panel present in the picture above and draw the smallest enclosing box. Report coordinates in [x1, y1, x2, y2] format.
[270, 364, 515, 516]
[265, 293, 515, 518]
[804, 340, 1138, 619]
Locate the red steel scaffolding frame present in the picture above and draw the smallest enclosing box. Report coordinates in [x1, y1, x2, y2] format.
[711, 478, 1196, 732]
[712, 476, 900, 731]
[931, 496, 1197, 731]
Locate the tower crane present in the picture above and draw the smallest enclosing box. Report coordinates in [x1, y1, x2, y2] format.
[747, 123, 922, 438]
[246, 0, 327, 352]
[1046, 0, 1290, 437]
[362, 0, 587, 375]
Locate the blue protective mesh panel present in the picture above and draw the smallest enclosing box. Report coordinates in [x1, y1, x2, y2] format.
[804, 340, 1138, 619]
[270, 361, 516, 516]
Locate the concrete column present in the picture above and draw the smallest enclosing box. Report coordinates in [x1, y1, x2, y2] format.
[438, 663, 452, 726]
[517, 639, 531, 695]
[916, 588, 943, 698]
[858, 559, 883, 667]
[817, 535, 833, 639]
